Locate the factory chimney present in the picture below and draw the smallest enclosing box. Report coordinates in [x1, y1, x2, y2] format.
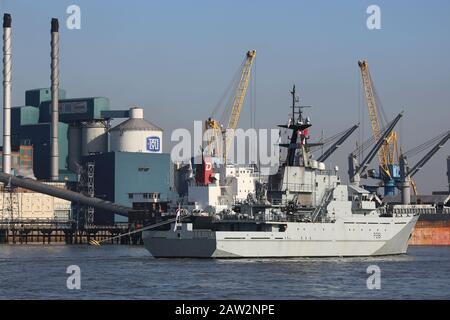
[50, 18, 59, 181]
[2, 13, 12, 175]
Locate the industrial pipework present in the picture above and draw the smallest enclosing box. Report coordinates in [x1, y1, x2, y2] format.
[2, 13, 12, 175]
[50, 18, 59, 181]
[0, 172, 131, 216]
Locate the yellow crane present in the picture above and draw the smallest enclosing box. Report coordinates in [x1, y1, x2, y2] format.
[358, 60, 399, 180]
[205, 50, 256, 163]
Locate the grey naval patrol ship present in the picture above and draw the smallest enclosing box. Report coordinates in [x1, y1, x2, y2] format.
[143, 86, 419, 258]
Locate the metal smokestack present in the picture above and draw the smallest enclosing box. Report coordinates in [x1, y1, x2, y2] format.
[50, 18, 59, 181]
[2, 13, 12, 175]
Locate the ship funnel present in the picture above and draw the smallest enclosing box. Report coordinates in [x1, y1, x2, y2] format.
[50, 18, 59, 181]
[2, 13, 12, 175]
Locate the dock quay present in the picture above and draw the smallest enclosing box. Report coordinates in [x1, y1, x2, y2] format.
[0, 220, 143, 245]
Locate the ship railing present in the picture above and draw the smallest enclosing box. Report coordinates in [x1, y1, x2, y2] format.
[0, 219, 74, 229]
[254, 213, 287, 222]
[391, 207, 436, 215]
[269, 183, 314, 193]
[315, 169, 338, 176]
[269, 198, 283, 205]
[219, 213, 288, 223]
[284, 183, 314, 193]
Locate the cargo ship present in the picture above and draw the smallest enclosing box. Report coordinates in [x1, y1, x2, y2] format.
[384, 193, 450, 245]
[410, 156, 450, 245]
[412, 214, 450, 245]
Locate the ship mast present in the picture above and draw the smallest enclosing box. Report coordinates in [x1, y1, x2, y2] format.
[279, 85, 312, 166]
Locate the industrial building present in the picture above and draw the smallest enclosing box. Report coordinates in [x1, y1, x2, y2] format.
[81, 106, 169, 224]
[4, 88, 172, 224]
[0, 145, 33, 177]
[82, 152, 172, 224]
[0, 183, 71, 221]
[0, 13, 174, 239]
[3, 87, 172, 225]
[10, 88, 110, 181]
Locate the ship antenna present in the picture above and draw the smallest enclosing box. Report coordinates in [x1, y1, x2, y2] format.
[290, 85, 296, 123]
[290, 85, 301, 123]
[290, 85, 305, 123]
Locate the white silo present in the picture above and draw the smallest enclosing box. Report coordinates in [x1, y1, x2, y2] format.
[109, 107, 163, 153]
[81, 121, 107, 156]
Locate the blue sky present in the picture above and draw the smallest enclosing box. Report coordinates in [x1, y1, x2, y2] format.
[0, 0, 449, 192]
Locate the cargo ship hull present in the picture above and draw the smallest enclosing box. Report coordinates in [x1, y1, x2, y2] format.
[410, 214, 450, 245]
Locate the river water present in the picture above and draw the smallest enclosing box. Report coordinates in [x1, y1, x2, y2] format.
[0, 245, 449, 299]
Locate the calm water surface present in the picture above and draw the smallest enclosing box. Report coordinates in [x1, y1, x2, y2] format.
[0, 245, 449, 299]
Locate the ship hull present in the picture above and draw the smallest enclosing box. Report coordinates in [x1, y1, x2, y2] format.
[410, 214, 450, 245]
[143, 215, 419, 258]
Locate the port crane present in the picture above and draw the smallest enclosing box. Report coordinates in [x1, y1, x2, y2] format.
[316, 124, 359, 163]
[398, 130, 450, 203]
[348, 112, 403, 187]
[405, 130, 450, 178]
[358, 60, 400, 195]
[204, 50, 256, 163]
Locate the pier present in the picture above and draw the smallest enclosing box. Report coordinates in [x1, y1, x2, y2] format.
[0, 220, 143, 245]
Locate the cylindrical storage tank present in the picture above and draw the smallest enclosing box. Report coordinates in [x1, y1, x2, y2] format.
[129, 107, 144, 119]
[68, 124, 82, 171]
[81, 121, 107, 156]
[109, 107, 163, 153]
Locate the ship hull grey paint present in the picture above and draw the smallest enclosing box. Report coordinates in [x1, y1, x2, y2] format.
[143, 215, 418, 258]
